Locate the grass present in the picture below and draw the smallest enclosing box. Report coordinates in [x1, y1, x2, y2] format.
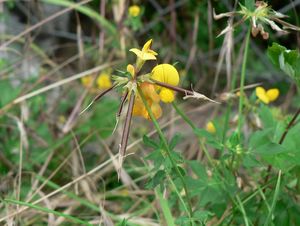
[0, 1, 300, 225]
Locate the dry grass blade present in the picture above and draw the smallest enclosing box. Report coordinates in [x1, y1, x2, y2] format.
[0, 155, 116, 222]
[0, 0, 93, 51]
[13, 62, 119, 105]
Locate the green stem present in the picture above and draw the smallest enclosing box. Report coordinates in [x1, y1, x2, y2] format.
[172, 102, 196, 130]
[172, 102, 215, 166]
[137, 87, 194, 224]
[237, 27, 251, 137]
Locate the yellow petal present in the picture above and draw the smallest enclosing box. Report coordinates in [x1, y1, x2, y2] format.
[127, 64, 135, 77]
[256, 86, 269, 104]
[206, 122, 216, 134]
[151, 64, 179, 86]
[142, 39, 153, 51]
[148, 49, 158, 56]
[133, 96, 145, 116]
[266, 88, 279, 102]
[129, 48, 142, 58]
[159, 88, 175, 103]
[140, 52, 157, 60]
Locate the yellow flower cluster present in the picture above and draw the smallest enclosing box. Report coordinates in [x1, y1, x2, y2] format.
[129, 40, 180, 119]
[128, 5, 141, 17]
[255, 87, 279, 104]
[81, 71, 112, 90]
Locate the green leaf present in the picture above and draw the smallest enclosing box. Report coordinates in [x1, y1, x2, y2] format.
[244, 0, 255, 11]
[145, 170, 166, 189]
[249, 128, 273, 148]
[253, 142, 287, 155]
[169, 133, 182, 150]
[267, 43, 300, 88]
[145, 148, 164, 169]
[194, 128, 223, 150]
[189, 161, 208, 181]
[0, 80, 20, 107]
[258, 105, 275, 129]
[143, 135, 159, 149]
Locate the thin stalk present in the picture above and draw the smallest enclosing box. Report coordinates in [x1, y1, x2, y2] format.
[172, 102, 196, 130]
[80, 85, 116, 114]
[137, 86, 194, 224]
[156, 188, 176, 226]
[237, 27, 251, 137]
[4, 199, 92, 226]
[118, 92, 135, 171]
[151, 79, 194, 96]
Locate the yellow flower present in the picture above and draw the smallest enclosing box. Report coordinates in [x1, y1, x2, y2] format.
[127, 64, 135, 77]
[97, 73, 112, 89]
[151, 64, 179, 103]
[206, 121, 216, 134]
[255, 87, 279, 104]
[159, 88, 175, 103]
[151, 64, 179, 86]
[133, 83, 162, 119]
[81, 75, 93, 88]
[129, 5, 141, 17]
[130, 39, 158, 61]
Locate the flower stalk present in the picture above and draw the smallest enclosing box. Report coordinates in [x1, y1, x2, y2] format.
[237, 27, 251, 137]
[138, 86, 194, 224]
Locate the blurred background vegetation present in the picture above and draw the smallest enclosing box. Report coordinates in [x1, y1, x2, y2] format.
[0, 0, 299, 225]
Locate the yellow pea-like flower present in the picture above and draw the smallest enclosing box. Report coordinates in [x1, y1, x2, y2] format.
[255, 86, 279, 104]
[159, 88, 175, 103]
[130, 39, 158, 61]
[97, 73, 112, 89]
[206, 121, 216, 134]
[151, 64, 179, 86]
[133, 83, 162, 120]
[129, 5, 141, 17]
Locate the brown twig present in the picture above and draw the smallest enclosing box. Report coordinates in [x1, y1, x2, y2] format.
[118, 91, 135, 176]
[150, 79, 193, 96]
[117, 91, 129, 118]
[80, 84, 116, 115]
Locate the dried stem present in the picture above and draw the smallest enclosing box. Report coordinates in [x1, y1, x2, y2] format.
[151, 79, 193, 95]
[118, 91, 135, 175]
[117, 91, 129, 117]
[80, 84, 116, 114]
[151, 79, 219, 103]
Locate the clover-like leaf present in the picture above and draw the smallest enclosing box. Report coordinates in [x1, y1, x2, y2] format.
[267, 42, 300, 88]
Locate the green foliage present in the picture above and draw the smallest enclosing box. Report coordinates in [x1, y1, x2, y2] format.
[268, 43, 300, 88]
[1, 1, 300, 225]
